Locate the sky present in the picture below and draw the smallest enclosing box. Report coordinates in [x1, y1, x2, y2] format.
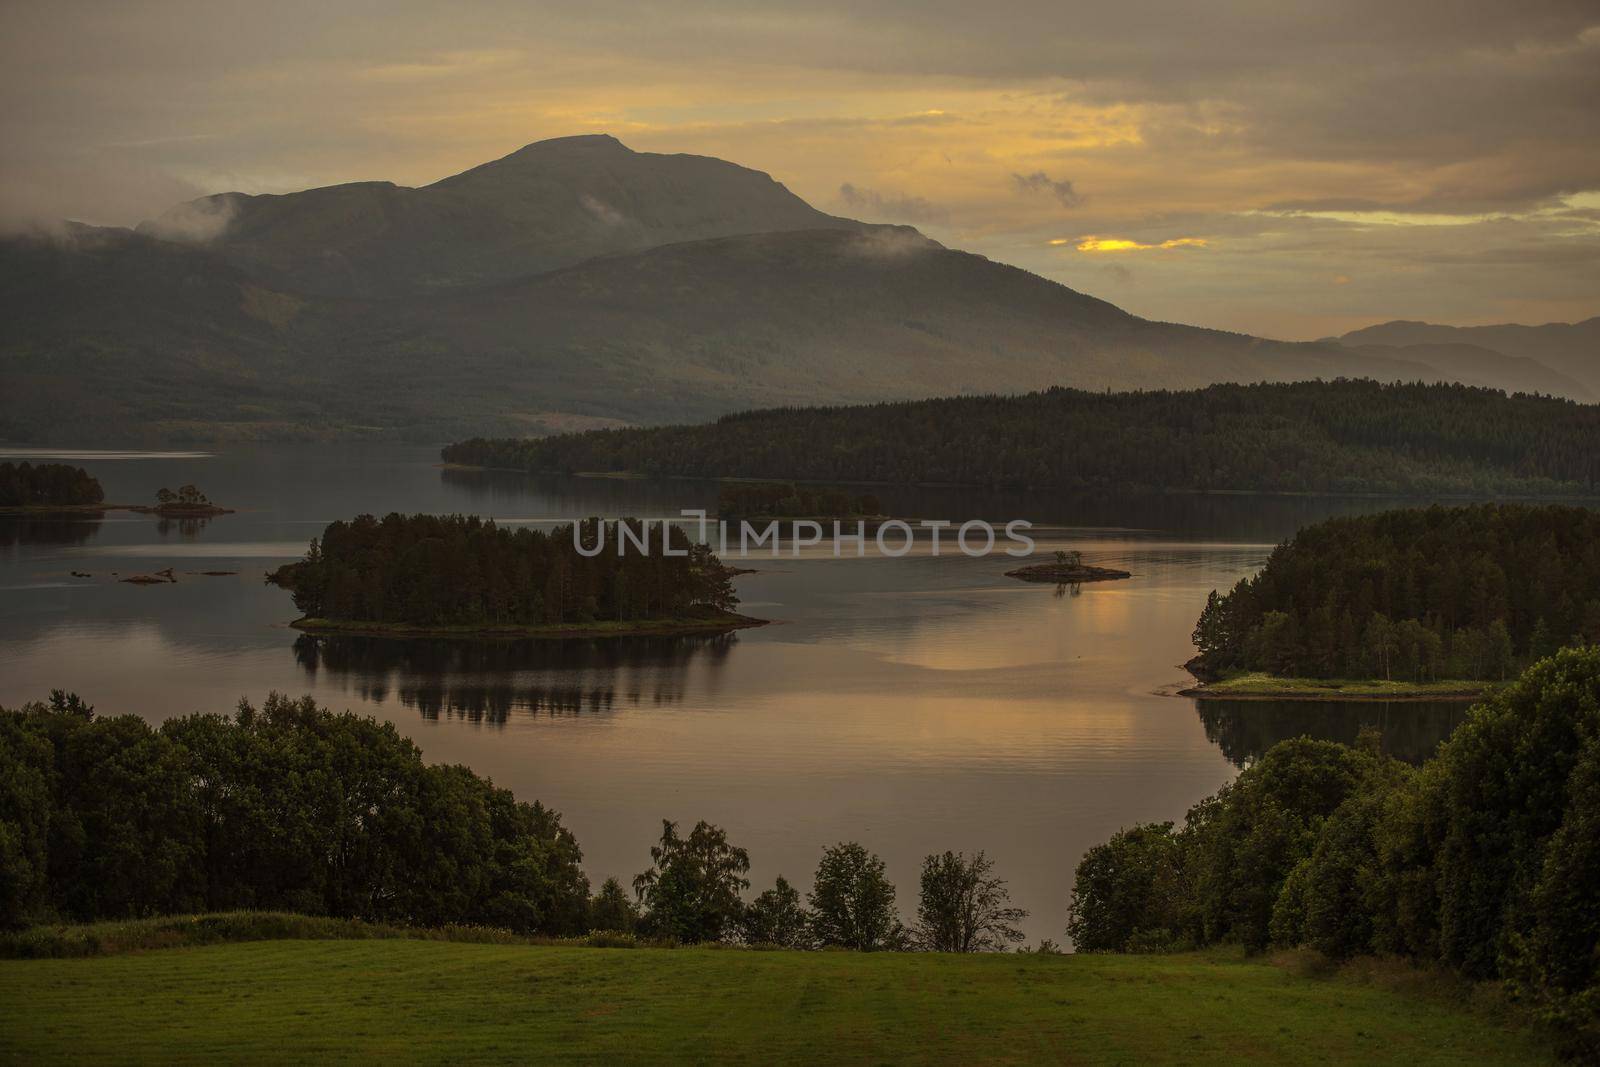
[3, 0, 1598, 339]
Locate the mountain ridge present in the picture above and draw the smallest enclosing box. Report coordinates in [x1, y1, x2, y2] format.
[136, 134, 877, 298]
[3, 135, 1594, 444]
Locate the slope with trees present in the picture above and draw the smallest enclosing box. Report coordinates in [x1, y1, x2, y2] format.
[446, 380, 1600, 496]
[1069, 646, 1600, 1055]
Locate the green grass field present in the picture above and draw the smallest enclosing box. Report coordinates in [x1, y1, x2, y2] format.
[0, 937, 1554, 1064]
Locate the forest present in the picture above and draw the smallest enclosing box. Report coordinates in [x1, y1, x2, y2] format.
[442, 380, 1600, 495]
[0, 692, 591, 934]
[1068, 646, 1600, 1055]
[717, 483, 881, 519]
[1191, 504, 1600, 681]
[0, 462, 103, 507]
[267, 513, 738, 629]
[0, 693, 1027, 954]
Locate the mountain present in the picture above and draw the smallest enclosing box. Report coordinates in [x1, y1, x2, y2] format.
[136, 134, 871, 298]
[346, 228, 1461, 424]
[1338, 319, 1600, 395]
[1337, 342, 1592, 401]
[4, 135, 1592, 444]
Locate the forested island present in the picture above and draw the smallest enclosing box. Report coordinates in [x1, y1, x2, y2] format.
[0, 462, 104, 509]
[1187, 503, 1600, 697]
[442, 380, 1600, 496]
[267, 512, 757, 638]
[717, 482, 881, 520]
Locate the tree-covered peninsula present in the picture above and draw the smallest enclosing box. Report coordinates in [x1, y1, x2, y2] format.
[1189, 504, 1600, 690]
[442, 380, 1600, 496]
[267, 513, 752, 638]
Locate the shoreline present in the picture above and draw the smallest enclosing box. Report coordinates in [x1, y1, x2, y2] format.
[1178, 675, 1488, 703]
[440, 463, 1600, 501]
[288, 610, 770, 641]
[0, 503, 234, 517]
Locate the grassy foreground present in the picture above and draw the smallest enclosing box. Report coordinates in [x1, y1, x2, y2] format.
[0, 927, 1554, 1064]
[1185, 671, 1487, 702]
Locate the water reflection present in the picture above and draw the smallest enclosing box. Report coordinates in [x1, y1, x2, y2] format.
[0, 445, 1526, 942]
[155, 515, 215, 540]
[1195, 698, 1470, 766]
[292, 632, 737, 724]
[0, 516, 102, 548]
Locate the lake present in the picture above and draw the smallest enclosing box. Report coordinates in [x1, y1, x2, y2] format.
[0, 445, 1470, 942]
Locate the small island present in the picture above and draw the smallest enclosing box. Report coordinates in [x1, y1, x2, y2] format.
[1183, 503, 1600, 701]
[0, 463, 231, 517]
[1006, 549, 1131, 584]
[268, 512, 763, 639]
[138, 484, 233, 517]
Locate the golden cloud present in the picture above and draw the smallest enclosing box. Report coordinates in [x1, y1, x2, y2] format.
[1071, 235, 1209, 253]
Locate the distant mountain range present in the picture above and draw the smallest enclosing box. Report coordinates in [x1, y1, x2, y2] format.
[1, 134, 1594, 443]
[1333, 319, 1600, 398]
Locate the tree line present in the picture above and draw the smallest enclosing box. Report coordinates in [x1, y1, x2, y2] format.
[268, 513, 738, 628]
[607, 825, 1026, 952]
[0, 692, 1027, 954]
[1192, 504, 1600, 681]
[0, 462, 104, 507]
[0, 692, 589, 933]
[717, 483, 882, 519]
[442, 380, 1600, 495]
[1068, 646, 1600, 1053]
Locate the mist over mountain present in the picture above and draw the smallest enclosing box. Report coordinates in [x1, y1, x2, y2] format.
[137, 134, 872, 298]
[3, 135, 1592, 444]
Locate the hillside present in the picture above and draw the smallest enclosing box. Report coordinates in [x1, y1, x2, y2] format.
[442, 380, 1600, 496]
[350, 228, 1454, 424]
[3, 136, 1593, 444]
[0, 226, 1501, 444]
[0, 936, 1555, 1064]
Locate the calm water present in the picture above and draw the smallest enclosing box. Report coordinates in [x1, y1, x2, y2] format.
[0, 446, 1470, 942]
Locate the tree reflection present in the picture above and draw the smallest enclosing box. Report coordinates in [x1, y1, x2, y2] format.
[292, 632, 735, 725]
[0, 516, 101, 547]
[1195, 697, 1469, 766]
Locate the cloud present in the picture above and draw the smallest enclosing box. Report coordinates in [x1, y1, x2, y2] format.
[1011, 171, 1080, 207]
[837, 183, 947, 223]
[0, 0, 1595, 336]
[1070, 235, 1208, 253]
[139, 194, 239, 243]
[579, 193, 628, 226]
